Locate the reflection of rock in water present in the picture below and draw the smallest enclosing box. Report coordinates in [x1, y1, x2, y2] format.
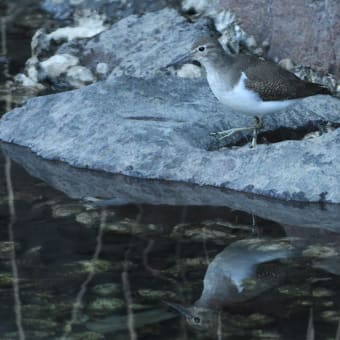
[3, 142, 340, 233]
[313, 257, 340, 276]
[168, 238, 297, 335]
[86, 308, 176, 334]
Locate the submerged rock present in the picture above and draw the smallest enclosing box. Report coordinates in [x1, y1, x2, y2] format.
[68, 331, 104, 340]
[320, 310, 340, 323]
[302, 245, 338, 259]
[1, 74, 340, 202]
[0, 241, 20, 259]
[52, 203, 84, 218]
[138, 289, 177, 301]
[88, 298, 125, 315]
[92, 283, 121, 297]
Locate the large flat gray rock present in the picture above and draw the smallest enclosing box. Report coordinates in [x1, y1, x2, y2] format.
[0, 75, 340, 202]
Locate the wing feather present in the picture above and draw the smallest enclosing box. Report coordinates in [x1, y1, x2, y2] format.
[233, 56, 330, 101]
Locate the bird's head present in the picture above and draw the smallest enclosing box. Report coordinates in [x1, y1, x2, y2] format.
[166, 37, 223, 69]
[164, 301, 217, 331]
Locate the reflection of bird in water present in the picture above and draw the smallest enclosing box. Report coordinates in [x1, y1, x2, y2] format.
[197, 238, 296, 306]
[168, 238, 297, 335]
[166, 301, 275, 337]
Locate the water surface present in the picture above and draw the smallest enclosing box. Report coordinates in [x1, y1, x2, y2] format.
[1, 145, 340, 340]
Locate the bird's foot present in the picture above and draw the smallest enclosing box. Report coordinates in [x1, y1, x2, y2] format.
[210, 116, 264, 147]
[209, 126, 255, 140]
[250, 116, 264, 149]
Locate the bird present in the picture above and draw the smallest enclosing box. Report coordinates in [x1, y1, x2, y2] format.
[167, 37, 332, 148]
[165, 238, 297, 337]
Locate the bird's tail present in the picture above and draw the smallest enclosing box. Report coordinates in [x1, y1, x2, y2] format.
[303, 82, 332, 97]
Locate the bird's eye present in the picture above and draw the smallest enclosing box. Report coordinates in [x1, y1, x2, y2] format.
[198, 46, 205, 52]
[193, 317, 201, 324]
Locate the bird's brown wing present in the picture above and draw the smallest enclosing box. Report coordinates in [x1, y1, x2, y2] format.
[236, 56, 330, 101]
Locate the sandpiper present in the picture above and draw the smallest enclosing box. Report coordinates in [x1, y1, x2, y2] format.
[165, 238, 296, 336]
[167, 37, 331, 147]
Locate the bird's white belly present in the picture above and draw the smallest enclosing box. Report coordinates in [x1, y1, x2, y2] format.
[207, 72, 297, 116]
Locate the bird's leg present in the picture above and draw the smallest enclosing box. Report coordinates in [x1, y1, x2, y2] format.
[210, 116, 264, 147]
[250, 116, 264, 149]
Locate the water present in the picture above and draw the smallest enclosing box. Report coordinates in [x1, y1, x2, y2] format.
[1, 143, 340, 340]
[1, 4, 340, 340]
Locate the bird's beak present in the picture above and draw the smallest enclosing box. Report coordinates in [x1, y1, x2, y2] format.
[166, 51, 193, 68]
[164, 301, 194, 319]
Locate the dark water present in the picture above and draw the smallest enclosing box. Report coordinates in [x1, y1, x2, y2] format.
[1, 3, 340, 340]
[1, 144, 340, 340]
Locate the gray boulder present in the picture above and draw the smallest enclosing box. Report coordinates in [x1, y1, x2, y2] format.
[20, 8, 213, 89]
[0, 75, 339, 202]
[218, 0, 339, 78]
[57, 8, 212, 79]
[41, 0, 180, 21]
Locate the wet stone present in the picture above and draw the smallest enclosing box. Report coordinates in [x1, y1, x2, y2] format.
[104, 217, 165, 235]
[2, 332, 18, 339]
[322, 301, 335, 307]
[278, 285, 310, 297]
[238, 313, 274, 327]
[173, 257, 208, 268]
[67, 259, 113, 274]
[22, 301, 71, 318]
[0, 241, 20, 259]
[3, 331, 55, 339]
[88, 297, 125, 315]
[92, 283, 121, 297]
[202, 219, 253, 231]
[302, 245, 338, 258]
[76, 210, 116, 227]
[76, 211, 101, 226]
[68, 331, 105, 340]
[131, 303, 152, 311]
[312, 288, 334, 298]
[22, 317, 58, 330]
[163, 257, 208, 276]
[0, 273, 14, 287]
[138, 289, 176, 301]
[320, 310, 340, 323]
[171, 224, 235, 243]
[251, 329, 281, 339]
[52, 203, 84, 218]
[297, 300, 313, 307]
